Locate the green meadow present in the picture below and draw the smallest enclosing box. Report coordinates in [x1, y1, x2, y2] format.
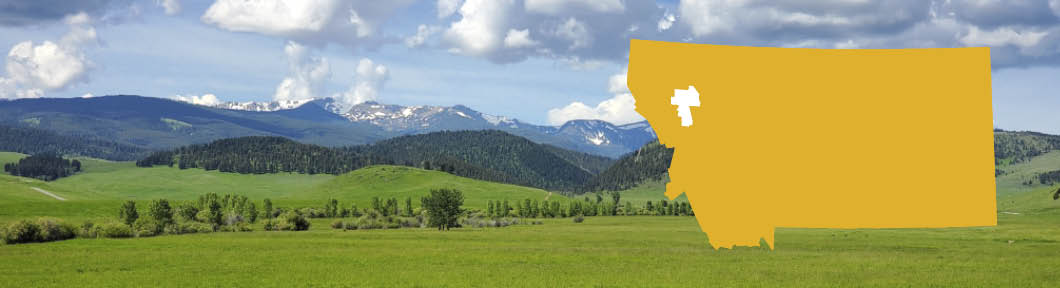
[0, 152, 1058, 287]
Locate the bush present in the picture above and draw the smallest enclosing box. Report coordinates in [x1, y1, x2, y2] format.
[79, 221, 98, 238]
[36, 218, 76, 242]
[330, 219, 344, 229]
[133, 218, 163, 237]
[343, 221, 358, 230]
[3, 220, 41, 244]
[161, 222, 214, 234]
[99, 222, 134, 238]
[264, 212, 310, 231]
[573, 215, 585, 223]
[218, 223, 253, 232]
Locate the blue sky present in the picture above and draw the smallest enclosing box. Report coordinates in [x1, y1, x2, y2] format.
[1, 0, 1059, 132]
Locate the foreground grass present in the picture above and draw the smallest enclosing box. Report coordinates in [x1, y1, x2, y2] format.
[0, 215, 1057, 287]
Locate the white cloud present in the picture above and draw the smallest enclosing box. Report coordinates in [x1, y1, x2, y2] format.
[657, 12, 675, 31]
[201, 0, 415, 48]
[504, 29, 539, 48]
[172, 93, 222, 106]
[202, 0, 338, 35]
[0, 12, 96, 99]
[547, 69, 642, 125]
[335, 58, 389, 106]
[555, 18, 591, 50]
[405, 24, 441, 48]
[524, 0, 625, 15]
[157, 0, 182, 15]
[436, 0, 662, 64]
[438, 0, 463, 19]
[607, 69, 628, 94]
[547, 93, 642, 125]
[273, 41, 331, 102]
[960, 26, 1048, 48]
[443, 0, 515, 57]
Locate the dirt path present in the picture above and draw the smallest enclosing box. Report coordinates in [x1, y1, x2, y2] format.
[30, 187, 66, 201]
[545, 191, 552, 201]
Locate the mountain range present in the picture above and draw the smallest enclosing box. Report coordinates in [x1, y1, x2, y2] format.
[0, 95, 656, 158]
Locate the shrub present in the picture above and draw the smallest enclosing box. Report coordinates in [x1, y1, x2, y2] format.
[169, 222, 214, 234]
[265, 212, 310, 231]
[79, 221, 98, 238]
[330, 219, 344, 229]
[223, 212, 245, 226]
[284, 212, 311, 231]
[355, 217, 383, 230]
[3, 220, 41, 244]
[573, 215, 585, 223]
[343, 221, 358, 230]
[133, 218, 163, 237]
[218, 223, 253, 232]
[99, 222, 134, 238]
[36, 218, 76, 242]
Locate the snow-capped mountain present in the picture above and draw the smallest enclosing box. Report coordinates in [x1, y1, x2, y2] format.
[200, 97, 655, 157]
[208, 98, 346, 114]
[341, 101, 655, 157]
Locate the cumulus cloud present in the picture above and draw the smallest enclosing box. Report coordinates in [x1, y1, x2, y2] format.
[524, 0, 625, 15]
[657, 12, 675, 31]
[405, 24, 441, 48]
[172, 93, 222, 106]
[0, 12, 97, 99]
[334, 58, 389, 106]
[156, 0, 181, 15]
[439, 0, 665, 64]
[273, 41, 331, 102]
[668, 0, 1060, 68]
[548, 69, 643, 125]
[201, 0, 416, 49]
[438, 0, 463, 19]
[504, 28, 539, 48]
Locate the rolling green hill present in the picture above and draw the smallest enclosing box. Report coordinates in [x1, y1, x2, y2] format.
[0, 152, 565, 222]
[141, 131, 612, 192]
[311, 165, 564, 209]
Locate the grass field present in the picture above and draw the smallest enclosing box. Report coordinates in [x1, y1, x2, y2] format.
[1, 152, 1059, 286]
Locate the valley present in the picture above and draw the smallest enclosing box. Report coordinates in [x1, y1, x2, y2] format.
[0, 104, 1058, 287]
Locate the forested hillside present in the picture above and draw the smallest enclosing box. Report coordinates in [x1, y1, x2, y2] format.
[0, 124, 147, 161]
[579, 140, 673, 192]
[136, 136, 386, 174]
[4, 153, 81, 181]
[353, 130, 606, 191]
[994, 130, 1060, 165]
[137, 130, 612, 191]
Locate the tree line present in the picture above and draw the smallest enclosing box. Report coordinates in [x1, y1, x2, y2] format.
[0, 124, 147, 161]
[4, 153, 81, 181]
[136, 131, 610, 192]
[577, 140, 673, 193]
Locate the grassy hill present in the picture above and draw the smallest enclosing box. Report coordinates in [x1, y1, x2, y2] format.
[0, 152, 564, 222]
[311, 165, 564, 208]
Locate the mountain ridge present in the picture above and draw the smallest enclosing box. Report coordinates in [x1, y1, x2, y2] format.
[8, 95, 655, 157]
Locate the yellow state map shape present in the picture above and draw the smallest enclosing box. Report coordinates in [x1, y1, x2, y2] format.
[627, 39, 996, 250]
